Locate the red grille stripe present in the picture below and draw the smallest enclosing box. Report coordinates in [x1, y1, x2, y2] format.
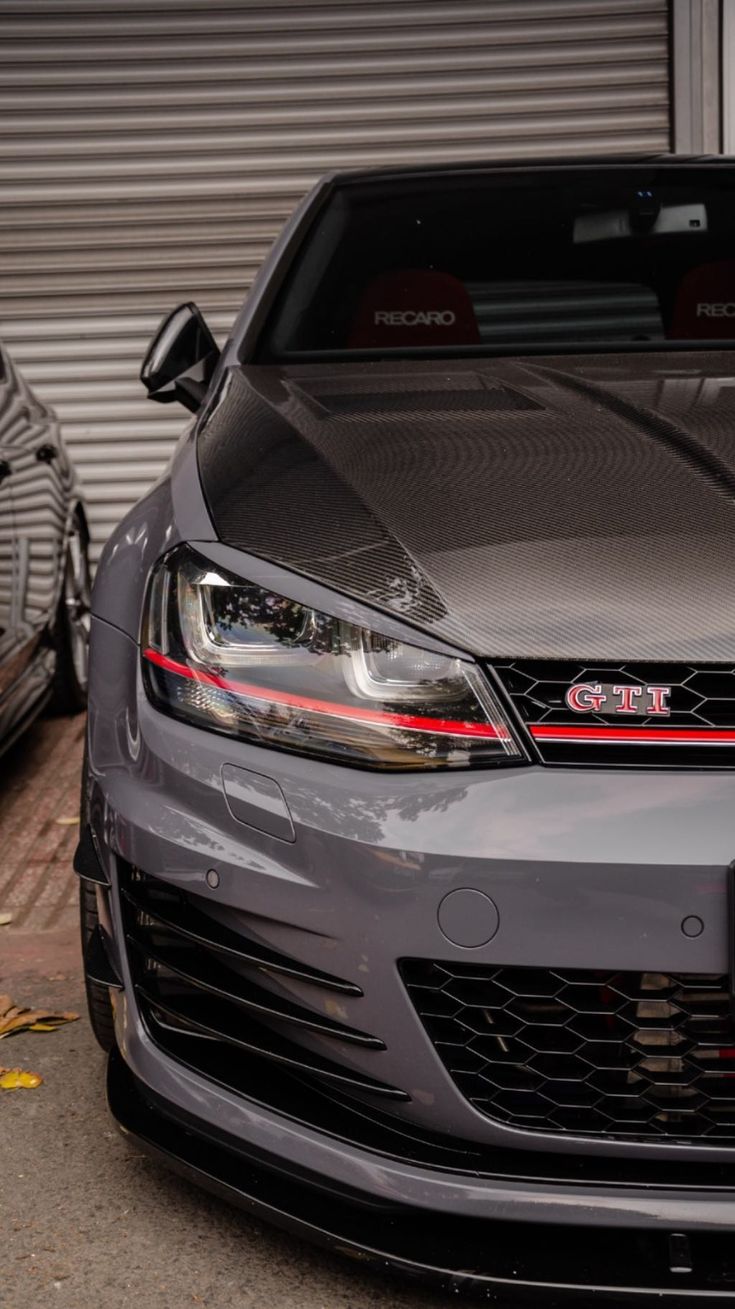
[531, 724, 735, 744]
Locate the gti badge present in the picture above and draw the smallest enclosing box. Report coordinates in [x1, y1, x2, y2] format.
[565, 683, 672, 716]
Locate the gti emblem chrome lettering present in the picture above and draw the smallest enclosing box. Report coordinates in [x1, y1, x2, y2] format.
[565, 683, 671, 716]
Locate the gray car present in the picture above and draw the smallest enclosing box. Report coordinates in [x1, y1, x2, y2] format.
[0, 341, 89, 751]
[78, 158, 735, 1301]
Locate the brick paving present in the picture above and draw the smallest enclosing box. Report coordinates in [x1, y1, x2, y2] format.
[0, 713, 85, 933]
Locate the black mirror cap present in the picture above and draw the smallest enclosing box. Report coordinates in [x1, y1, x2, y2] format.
[141, 302, 220, 413]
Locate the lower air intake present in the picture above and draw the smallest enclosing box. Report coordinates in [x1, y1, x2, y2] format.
[402, 961, 735, 1142]
[121, 865, 407, 1103]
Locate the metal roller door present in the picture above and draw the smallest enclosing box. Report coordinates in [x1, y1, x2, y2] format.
[0, 0, 672, 559]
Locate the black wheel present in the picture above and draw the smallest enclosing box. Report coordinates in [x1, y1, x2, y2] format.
[49, 510, 91, 715]
[80, 879, 116, 1052]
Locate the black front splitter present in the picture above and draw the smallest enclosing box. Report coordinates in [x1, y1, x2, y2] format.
[107, 1049, 735, 1303]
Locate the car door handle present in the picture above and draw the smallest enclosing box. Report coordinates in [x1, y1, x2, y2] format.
[0, 458, 11, 484]
[35, 443, 58, 463]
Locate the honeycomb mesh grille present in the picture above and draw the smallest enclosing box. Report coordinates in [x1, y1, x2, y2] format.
[492, 660, 735, 765]
[402, 961, 735, 1141]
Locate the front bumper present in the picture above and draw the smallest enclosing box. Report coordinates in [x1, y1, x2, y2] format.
[108, 1049, 735, 1302]
[88, 615, 735, 1296]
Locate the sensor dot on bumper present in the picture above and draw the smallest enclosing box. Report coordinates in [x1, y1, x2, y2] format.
[437, 888, 499, 948]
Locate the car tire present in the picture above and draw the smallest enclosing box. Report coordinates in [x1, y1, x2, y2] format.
[79, 878, 117, 1052]
[49, 510, 91, 715]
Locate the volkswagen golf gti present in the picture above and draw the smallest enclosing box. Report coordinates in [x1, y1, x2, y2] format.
[78, 158, 735, 1301]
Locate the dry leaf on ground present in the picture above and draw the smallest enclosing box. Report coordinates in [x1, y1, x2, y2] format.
[0, 912, 12, 926]
[0, 995, 79, 1039]
[0, 1067, 43, 1090]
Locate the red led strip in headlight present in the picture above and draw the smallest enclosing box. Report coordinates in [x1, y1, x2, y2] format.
[143, 648, 508, 741]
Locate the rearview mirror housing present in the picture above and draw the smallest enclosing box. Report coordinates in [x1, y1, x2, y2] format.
[141, 303, 220, 413]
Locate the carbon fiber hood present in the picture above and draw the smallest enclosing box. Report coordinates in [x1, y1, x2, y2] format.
[197, 352, 735, 660]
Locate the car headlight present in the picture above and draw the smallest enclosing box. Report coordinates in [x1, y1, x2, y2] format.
[141, 546, 524, 771]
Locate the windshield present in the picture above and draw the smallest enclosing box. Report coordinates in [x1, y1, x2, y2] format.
[258, 167, 735, 360]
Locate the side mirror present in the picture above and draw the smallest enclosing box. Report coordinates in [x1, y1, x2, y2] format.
[140, 302, 220, 413]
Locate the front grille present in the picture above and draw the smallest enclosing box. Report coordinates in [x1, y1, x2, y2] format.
[121, 866, 407, 1103]
[402, 961, 735, 1142]
[493, 660, 735, 766]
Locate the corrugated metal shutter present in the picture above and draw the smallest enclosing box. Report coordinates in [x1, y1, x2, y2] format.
[0, 0, 672, 561]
